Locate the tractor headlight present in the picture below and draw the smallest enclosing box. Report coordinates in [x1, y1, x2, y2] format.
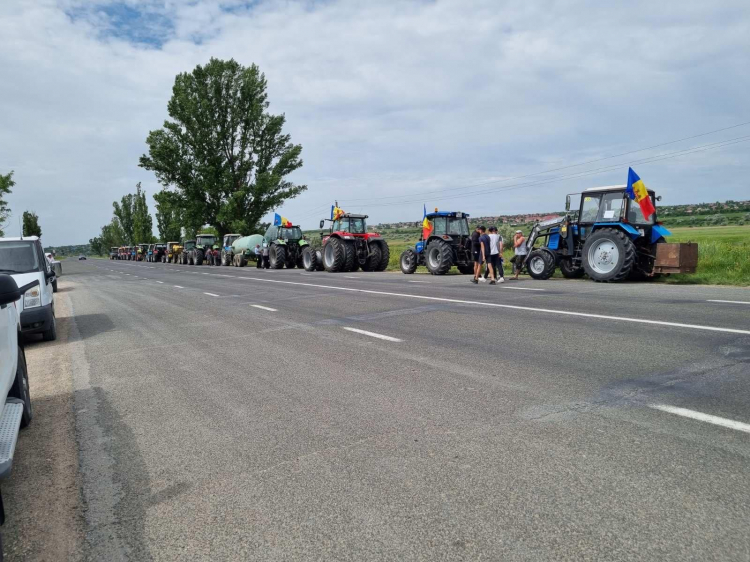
[24, 286, 41, 309]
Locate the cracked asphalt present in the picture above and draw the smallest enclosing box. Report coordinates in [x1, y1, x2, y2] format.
[11, 259, 750, 561]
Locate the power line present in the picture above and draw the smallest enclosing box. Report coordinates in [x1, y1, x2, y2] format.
[337, 120, 750, 205]
[361, 134, 750, 208]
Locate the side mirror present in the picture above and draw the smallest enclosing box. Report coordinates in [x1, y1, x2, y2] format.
[656, 196, 662, 202]
[0, 275, 20, 307]
[45, 270, 55, 279]
[319, 220, 325, 229]
[565, 195, 571, 211]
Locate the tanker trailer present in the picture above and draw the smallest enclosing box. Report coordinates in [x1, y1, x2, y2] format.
[230, 234, 266, 267]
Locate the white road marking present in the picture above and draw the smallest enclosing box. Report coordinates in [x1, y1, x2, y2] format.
[155, 281, 164, 284]
[204, 292, 220, 297]
[234, 276, 750, 336]
[174, 285, 184, 289]
[251, 304, 277, 312]
[343, 327, 402, 342]
[202, 272, 210, 275]
[649, 404, 750, 434]
[501, 286, 545, 291]
[344, 276, 361, 279]
[300, 273, 314, 276]
[707, 299, 750, 305]
[124, 273, 130, 276]
[408, 280, 430, 284]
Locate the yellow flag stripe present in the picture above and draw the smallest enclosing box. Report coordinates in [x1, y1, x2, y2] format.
[632, 179, 649, 202]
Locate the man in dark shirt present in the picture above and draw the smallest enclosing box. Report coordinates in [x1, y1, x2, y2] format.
[471, 225, 484, 284]
[478, 226, 494, 284]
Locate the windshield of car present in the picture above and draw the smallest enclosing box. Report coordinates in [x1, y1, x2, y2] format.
[0, 240, 41, 274]
[596, 192, 626, 222]
[279, 227, 302, 240]
[196, 236, 216, 246]
[627, 197, 656, 224]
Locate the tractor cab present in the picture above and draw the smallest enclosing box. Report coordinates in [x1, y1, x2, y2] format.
[183, 240, 196, 251]
[223, 234, 241, 249]
[195, 234, 217, 250]
[328, 214, 367, 235]
[267, 225, 303, 242]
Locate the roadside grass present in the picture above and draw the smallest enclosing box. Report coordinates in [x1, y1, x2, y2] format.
[383, 225, 750, 286]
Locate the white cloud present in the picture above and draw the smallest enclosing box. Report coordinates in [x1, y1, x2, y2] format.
[0, 0, 748, 244]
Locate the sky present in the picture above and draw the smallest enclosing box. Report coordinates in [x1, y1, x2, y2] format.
[1, 0, 749, 245]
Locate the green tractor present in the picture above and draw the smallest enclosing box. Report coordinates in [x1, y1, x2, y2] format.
[263, 224, 309, 269]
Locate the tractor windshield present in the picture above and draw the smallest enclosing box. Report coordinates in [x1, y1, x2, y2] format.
[596, 192, 626, 222]
[196, 235, 216, 246]
[432, 217, 469, 236]
[580, 195, 601, 223]
[184, 241, 196, 250]
[336, 217, 366, 234]
[279, 226, 302, 240]
[225, 235, 240, 246]
[627, 197, 656, 225]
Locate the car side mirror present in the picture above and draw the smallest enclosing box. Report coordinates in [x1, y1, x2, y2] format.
[319, 220, 325, 229]
[45, 270, 55, 279]
[565, 195, 571, 211]
[0, 275, 21, 307]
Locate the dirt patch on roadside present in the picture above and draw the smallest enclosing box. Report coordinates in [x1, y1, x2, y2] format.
[2, 288, 85, 561]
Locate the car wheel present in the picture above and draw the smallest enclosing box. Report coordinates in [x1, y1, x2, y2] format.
[10, 346, 33, 428]
[42, 313, 57, 342]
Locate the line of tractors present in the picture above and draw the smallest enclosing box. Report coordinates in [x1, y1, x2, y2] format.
[109, 206, 392, 273]
[109, 187, 697, 282]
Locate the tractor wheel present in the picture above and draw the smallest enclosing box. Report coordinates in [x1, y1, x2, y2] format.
[425, 240, 453, 275]
[269, 245, 286, 269]
[526, 250, 555, 280]
[457, 263, 474, 275]
[196, 252, 204, 266]
[582, 228, 636, 282]
[302, 247, 318, 272]
[342, 241, 356, 272]
[400, 248, 418, 274]
[376, 242, 390, 271]
[315, 249, 325, 271]
[296, 251, 305, 269]
[363, 244, 382, 271]
[323, 238, 346, 272]
[221, 252, 229, 266]
[239, 256, 247, 267]
[559, 259, 585, 279]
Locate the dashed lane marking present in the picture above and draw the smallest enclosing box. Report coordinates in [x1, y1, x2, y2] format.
[250, 305, 277, 312]
[204, 292, 220, 297]
[649, 404, 750, 434]
[342, 327, 402, 342]
[174, 285, 184, 289]
[707, 299, 750, 305]
[156, 281, 164, 284]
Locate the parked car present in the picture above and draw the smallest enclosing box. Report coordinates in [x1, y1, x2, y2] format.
[0, 237, 57, 341]
[0, 274, 35, 555]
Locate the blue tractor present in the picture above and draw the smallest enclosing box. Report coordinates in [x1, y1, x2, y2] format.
[400, 211, 475, 275]
[521, 185, 673, 282]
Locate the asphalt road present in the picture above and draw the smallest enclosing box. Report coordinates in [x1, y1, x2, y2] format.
[25, 260, 750, 560]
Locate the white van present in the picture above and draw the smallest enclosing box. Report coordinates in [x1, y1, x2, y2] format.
[0, 237, 57, 341]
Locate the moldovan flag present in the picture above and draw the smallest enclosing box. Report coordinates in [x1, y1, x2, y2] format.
[626, 167, 655, 221]
[422, 204, 433, 239]
[331, 205, 345, 220]
[274, 213, 292, 227]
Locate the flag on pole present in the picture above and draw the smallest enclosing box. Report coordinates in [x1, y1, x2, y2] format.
[332, 205, 345, 220]
[274, 213, 292, 227]
[626, 167, 656, 221]
[422, 204, 433, 239]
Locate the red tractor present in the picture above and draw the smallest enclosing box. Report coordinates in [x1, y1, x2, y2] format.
[302, 205, 390, 272]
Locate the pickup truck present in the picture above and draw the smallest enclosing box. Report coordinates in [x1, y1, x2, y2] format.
[0, 274, 35, 554]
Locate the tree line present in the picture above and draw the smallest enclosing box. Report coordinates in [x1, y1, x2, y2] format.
[1, 171, 44, 238]
[90, 58, 306, 255]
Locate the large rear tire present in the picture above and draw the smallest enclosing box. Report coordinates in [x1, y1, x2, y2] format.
[302, 247, 318, 272]
[559, 259, 585, 279]
[269, 245, 286, 269]
[343, 241, 356, 272]
[376, 242, 390, 271]
[425, 240, 453, 275]
[400, 248, 418, 274]
[526, 250, 555, 280]
[323, 238, 346, 272]
[363, 244, 382, 272]
[582, 228, 636, 282]
[315, 249, 325, 271]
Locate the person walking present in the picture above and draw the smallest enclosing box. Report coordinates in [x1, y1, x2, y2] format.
[484, 226, 504, 283]
[262, 242, 270, 269]
[471, 226, 483, 284]
[254, 244, 262, 269]
[512, 230, 527, 280]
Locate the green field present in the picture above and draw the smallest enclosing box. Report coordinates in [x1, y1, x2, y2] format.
[380, 225, 750, 286]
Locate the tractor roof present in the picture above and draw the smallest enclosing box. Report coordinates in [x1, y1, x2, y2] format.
[426, 211, 470, 218]
[224, 233, 241, 236]
[583, 184, 654, 194]
[342, 213, 367, 219]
